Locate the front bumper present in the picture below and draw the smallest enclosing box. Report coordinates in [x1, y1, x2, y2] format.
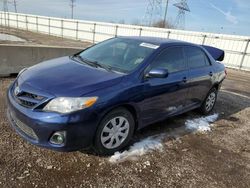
[6, 83, 100, 152]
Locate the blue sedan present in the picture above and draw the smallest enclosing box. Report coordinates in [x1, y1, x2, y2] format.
[6, 37, 226, 155]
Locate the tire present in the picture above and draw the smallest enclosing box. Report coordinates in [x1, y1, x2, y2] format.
[94, 108, 135, 155]
[199, 87, 218, 115]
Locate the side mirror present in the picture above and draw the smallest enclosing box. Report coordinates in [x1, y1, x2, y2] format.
[146, 68, 169, 78]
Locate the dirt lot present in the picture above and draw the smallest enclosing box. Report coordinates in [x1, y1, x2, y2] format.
[0, 68, 250, 188]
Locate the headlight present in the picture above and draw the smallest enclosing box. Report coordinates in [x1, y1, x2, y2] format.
[43, 97, 98, 114]
[18, 68, 27, 77]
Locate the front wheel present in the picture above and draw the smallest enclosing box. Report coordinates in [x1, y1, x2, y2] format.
[200, 88, 218, 115]
[94, 108, 135, 155]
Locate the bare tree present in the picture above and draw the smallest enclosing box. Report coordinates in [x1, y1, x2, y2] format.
[118, 19, 125, 24]
[152, 19, 175, 29]
[69, 0, 76, 19]
[132, 19, 141, 26]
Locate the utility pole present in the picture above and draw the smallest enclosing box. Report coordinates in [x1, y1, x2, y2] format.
[163, 0, 169, 28]
[70, 0, 76, 19]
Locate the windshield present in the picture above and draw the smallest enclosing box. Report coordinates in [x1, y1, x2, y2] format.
[78, 38, 157, 73]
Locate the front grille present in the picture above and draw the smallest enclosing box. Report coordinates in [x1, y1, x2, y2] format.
[13, 83, 46, 109]
[18, 98, 37, 108]
[10, 112, 38, 141]
[22, 92, 44, 100]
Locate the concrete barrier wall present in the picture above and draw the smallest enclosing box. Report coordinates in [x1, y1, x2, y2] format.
[0, 11, 250, 71]
[0, 44, 82, 76]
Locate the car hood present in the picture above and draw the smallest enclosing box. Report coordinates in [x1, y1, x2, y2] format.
[18, 56, 124, 97]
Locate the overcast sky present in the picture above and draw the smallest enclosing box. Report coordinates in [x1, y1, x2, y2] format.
[5, 0, 250, 36]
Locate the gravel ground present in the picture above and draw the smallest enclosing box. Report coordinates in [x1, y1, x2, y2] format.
[0, 68, 250, 188]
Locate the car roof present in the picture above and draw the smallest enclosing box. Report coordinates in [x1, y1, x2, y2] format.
[118, 36, 193, 46]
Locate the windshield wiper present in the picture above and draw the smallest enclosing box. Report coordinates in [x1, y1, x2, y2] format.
[90, 61, 113, 72]
[78, 56, 113, 72]
[72, 54, 97, 68]
[72, 55, 118, 73]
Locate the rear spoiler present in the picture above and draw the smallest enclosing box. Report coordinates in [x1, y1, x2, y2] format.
[201, 45, 225, 61]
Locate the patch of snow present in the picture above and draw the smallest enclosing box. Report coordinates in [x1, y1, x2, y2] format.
[185, 114, 219, 132]
[109, 135, 164, 163]
[0, 33, 26, 42]
[109, 114, 219, 163]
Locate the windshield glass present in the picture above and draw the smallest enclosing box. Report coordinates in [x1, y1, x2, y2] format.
[78, 38, 157, 73]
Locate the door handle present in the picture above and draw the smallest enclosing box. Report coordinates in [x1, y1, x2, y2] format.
[209, 72, 213, 76]
[182, 77, 187, 83]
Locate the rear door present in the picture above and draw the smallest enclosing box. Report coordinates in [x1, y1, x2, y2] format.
[140, 46, 189, 125]
[184, 46, 214, 106]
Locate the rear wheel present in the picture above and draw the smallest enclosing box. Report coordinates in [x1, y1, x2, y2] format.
[94, 108, 135, 155]
[200, 87, 217, 115]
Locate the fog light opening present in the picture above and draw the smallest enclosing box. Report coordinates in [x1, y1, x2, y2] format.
[50, 131, 66, 145]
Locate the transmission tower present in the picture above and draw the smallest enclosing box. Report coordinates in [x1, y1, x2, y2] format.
[173, 0, 190, 29]
[144, 0, 163, 26]
[0, 0, 8, 27]
[12, 0, 17, 13]
[69, 0, 76, 19]
[6, 0, 17, 12]
[2, 0, 8, 12]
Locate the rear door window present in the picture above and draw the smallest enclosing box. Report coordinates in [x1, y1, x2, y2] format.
[185, 46, 210, 69]
[150, 47, 186, 73]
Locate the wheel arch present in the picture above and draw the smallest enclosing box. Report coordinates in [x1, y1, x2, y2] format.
[212, 82, 222, 91]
